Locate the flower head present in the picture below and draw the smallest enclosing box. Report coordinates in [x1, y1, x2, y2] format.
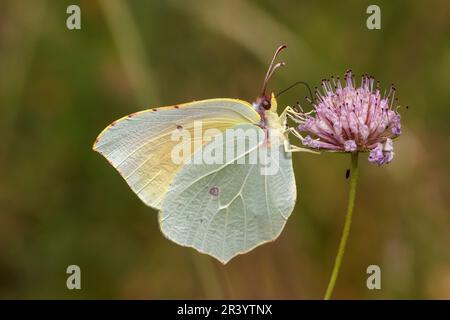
[292, 70, 402, 165]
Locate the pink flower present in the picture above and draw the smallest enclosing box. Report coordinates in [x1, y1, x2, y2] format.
[292, 70, 402, 165]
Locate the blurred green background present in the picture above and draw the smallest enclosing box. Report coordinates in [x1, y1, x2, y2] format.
[1, 0, 450, 299]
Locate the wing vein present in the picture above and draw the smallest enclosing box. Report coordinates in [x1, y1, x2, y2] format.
[240, 194, 247, 251]
[264, 169, 274, 237]
[135, 170, 162, 194]
[221, 207, 229, 261]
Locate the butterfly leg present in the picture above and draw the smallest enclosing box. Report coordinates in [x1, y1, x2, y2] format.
[280, 106, 300, 128]
[280, 106, 319, 153]
[282, 126, 319, 154]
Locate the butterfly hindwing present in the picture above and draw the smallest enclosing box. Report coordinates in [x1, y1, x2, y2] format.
[159, 124, 296, 263]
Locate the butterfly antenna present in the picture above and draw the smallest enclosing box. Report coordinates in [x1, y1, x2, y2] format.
[261, 44, 287, 96]
[276, 81, 314, 102]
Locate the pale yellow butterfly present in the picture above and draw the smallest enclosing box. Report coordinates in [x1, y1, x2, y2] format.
[93, 45, 307, 263]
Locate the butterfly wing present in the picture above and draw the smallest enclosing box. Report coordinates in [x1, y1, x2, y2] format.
[159, 124, 296, 263]
[93, 99, 260, 210]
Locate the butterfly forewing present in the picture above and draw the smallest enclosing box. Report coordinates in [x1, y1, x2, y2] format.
[93, 99, 259, 209]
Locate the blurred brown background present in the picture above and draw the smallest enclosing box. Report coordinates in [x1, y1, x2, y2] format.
[0, 0, 449, 299]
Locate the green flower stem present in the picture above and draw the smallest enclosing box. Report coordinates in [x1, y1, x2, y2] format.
[324, 152, 359, 300]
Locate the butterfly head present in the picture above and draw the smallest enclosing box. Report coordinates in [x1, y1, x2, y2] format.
[254, 95, 272, 111]
[253, 44, 286, 113]
[254, 93, 278, 112]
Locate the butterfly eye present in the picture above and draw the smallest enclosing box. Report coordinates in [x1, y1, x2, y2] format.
[262, 99, 271, 110]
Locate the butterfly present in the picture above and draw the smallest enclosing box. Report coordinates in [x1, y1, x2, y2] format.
[93, 45, 309, 263]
